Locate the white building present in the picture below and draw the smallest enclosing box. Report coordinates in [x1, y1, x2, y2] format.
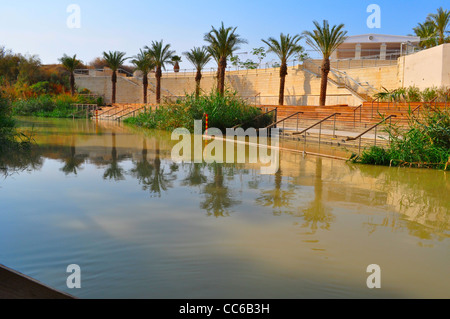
[333, 34, 421, 60]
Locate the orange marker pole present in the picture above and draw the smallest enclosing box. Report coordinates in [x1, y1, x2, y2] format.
[205, 113, 208, 135]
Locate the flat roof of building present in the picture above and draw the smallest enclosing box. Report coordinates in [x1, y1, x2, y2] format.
[344, 34, 420, 44]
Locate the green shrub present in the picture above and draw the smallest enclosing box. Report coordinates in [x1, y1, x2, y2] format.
[352, 108, 450, 170]
[0, 95, 32, 153]
[125, 91, 273, 133]
[11, 94, 98, 118]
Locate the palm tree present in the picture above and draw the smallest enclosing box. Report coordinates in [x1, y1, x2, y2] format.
[204, 22, 247, 96]
[183, 47, 212, 98]
[131, 49, 155, 104]
[413, 22, 438, 48]
[262, 34, 303, 105]
[171, 55, 182, 72]
[145, 40, 174, 104]
[303, 20, 347, 106]
[103, 51, 128, 104]
[427, 7, 450, 45]
[59, 54, 81, 96]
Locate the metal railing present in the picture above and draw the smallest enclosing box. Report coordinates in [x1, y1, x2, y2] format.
[116, 106, 146, 121]
[292, 113, 341, 145]
[353, 105, 362, 127]
[263, 111, 303, 131]
[232, 107, 277, 129]
[346, 115, 396, 154]
[71, 104, 98, 118]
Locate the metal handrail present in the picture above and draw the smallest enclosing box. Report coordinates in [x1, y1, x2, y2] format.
[353, 105, 362, 127]
[346, 115, 396, 141]
[292, 113, 341, 136]
[346, 115, 397, 154]
[263, 111, 303, 130]
[232, 107, 277, 129]
[371, 97, 380, 118]
[98, 107, 116, 117]
[106, 106, 133, 118]
[116, 106, 146, 121]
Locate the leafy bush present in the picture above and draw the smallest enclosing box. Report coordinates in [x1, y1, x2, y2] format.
[124, 91, 273, 133]
[0, 95, 32, 153]
[374, 86, 449, 103]
[11, 94, 98, 118]
[353, 108, 450, 170]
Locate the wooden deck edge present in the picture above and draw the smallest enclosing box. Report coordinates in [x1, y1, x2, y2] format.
[0, 264, 75, 299]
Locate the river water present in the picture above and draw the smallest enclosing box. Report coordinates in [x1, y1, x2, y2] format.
[0, 117, 448, 298]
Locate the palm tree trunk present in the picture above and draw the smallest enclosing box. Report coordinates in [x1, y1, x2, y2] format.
[70, 72, 75, 96]
[112, 70, 117, 104]
[195, 69, 202, 98]
[319, 58, 330, 106]
[156, 66, 162, 104]
[218, 57, 227, 95]
[279, 63, 288, 105]
[143, 72, 148, 104]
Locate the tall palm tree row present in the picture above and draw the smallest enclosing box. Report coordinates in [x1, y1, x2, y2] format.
[183, 47, 212, 98]
[102, 51, 128, 104]
[303, 20, 347, 106]
[204, 22, 247, 96]
[131, 49, 155, 104]
[145, 40, 174, 104]
[262, 33, 303, 105]
[426, 7, 450, 45]
[59, 54, 82, 96]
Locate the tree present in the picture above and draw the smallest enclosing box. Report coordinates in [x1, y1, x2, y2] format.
[59, 54, 81, 96]
[102, 51, 128, 104]
[262, 33, 303, 105]
[204, 22, 247, 95]
[145, 40, 174, 104]
[171, 55, 182, 72]
[426, 7, 450, 45]
[413, 22, 438, 48]
[131, 49, 155, 104]
[183, 47, 212, 98]
[303, 20, 347, 106]
[251, 47, 267, 66]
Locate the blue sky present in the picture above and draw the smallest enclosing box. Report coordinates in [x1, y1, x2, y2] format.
[0, 0, 448, 69]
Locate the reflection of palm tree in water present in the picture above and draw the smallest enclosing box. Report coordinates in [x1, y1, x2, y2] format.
[201, 163, 239, 217]
[61, 137, 86, 175]
[256, 168, 296, 215]
[103, 132, 125, 181]
[300, 158, 334, 233]
[147, 140, 173, 196]
[182, 163, 207, 187]
[131, 139, 154, 186]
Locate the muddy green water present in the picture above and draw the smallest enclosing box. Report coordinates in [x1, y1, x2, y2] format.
[0, 117, 448, 298]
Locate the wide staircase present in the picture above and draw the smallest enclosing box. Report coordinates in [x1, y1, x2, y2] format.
[257, 101, 448, 150]
[95, 104, 151, 121]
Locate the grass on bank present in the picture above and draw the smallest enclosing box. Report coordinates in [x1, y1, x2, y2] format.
[124, 92, 273, 132]
[352, 107, 450, 170]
